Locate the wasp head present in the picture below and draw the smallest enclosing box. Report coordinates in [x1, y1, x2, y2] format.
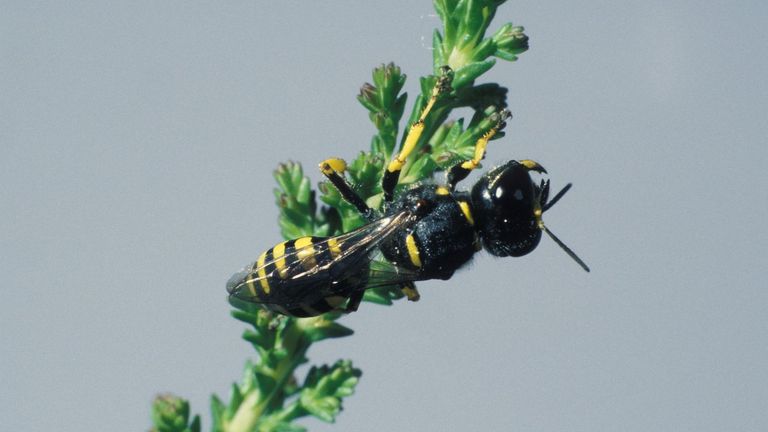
[470, 160, 590, 271]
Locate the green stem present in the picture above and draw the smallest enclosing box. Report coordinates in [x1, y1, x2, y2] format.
[226, 320, 312, 432]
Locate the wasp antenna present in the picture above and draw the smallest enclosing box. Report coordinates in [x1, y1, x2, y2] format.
[542, 183, 572, 212]
[542, 225, 590, 272]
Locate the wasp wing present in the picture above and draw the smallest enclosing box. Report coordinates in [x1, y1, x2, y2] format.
[227, 210, 417, 304]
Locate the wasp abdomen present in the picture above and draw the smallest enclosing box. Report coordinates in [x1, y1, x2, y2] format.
[231, 235, 369, 317]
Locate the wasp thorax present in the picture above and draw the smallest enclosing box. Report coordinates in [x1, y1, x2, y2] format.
[470, 160, 544, 257]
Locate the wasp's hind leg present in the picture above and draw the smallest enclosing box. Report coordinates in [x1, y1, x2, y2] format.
[446, 110, 511, 190]
[319, 158, 376, 221]
[401, 282, 420, 302]
[382, 66, 454, 202]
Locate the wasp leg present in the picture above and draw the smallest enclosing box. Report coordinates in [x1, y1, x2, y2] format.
[401, 282, 420, 302]
[446, 110, 511, 190]
[382, 66, 453, 202]
[344, 290, 365, 313]
[319, 158, 375, 221]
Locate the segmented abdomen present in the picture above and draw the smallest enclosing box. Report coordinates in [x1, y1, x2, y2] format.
[233, 235, 369, 317]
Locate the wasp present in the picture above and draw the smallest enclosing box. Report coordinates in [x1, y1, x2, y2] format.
[227, 67, 589, 317]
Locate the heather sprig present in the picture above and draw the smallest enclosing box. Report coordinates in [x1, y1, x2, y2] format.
[152, 1, 527, 430]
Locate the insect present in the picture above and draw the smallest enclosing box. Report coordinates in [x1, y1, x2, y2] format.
[227, 67, 589, 317]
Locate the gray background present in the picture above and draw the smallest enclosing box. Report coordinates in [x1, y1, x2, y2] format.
[2, 1, 767, 431]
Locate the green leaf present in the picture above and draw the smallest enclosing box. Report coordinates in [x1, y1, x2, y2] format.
[210, 395, 226, 431]
[299, 361, 362, 423]
[151, 394, 200, 432]
[362, 285, 405, 305]
[274, 162, 318, 239]
[298, 315, 355, 343]
[452, 59, 496, 89]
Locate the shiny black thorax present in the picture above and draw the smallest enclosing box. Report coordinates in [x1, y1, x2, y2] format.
[379, 185, 478, 280]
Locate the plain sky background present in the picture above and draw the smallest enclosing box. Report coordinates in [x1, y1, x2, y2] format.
[2, 1, 767, 431]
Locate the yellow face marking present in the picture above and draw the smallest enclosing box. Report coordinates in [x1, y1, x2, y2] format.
[294, 236, 317, 270]
[320, 158, 347, 175]
[327, 237, 341, 258]
[458, 201, 475, 226]
[405, 234, 422, 268]
[256, 251, 270, 294]
[435, 186, 450, 195]
[273, 242, 288, 279]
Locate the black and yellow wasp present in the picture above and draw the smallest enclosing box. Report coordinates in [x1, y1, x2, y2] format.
[227, 67, 589, 317]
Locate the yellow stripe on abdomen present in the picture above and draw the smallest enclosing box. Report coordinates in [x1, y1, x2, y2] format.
[256, 251, 270, 294]
[327, 237, 341, 258]
[273, 242, 287, 278]
[294, 236, 317, 270]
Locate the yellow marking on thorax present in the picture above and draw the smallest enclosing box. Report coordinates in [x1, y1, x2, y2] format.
[405, 234, 422, 268]
[273, 242, 288, 278]
[458, 201, 475, 226]
[435, 186, 450, 195]
[294, 236, 317, 270]
[256, 251, 270, 294]
[327, 237, 341, 258]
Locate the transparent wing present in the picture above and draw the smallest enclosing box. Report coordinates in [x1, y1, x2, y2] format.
[364, 252, 426, 289]
[227, 210, 418, 303]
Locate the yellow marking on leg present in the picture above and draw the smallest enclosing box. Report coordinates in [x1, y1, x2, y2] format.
[294, 236, 317, 270]
[273, 242, 288, 279]
[460, 128, 497, 171]
[387, 120, 424, 173]
[327, 237, 341, 258]
[435, 186, 450, 195]
[458, 201, 474, 226]
[320, 158, 347, 175]
[256, 251, 270, 294]
[405, 233, 422, 268]
[401, 284, 421, 301]
[386, 70, 452, 174]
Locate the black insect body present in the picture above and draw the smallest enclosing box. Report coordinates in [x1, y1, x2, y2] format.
[227, 69, 588, 317]
[377, 184, 478, 282]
